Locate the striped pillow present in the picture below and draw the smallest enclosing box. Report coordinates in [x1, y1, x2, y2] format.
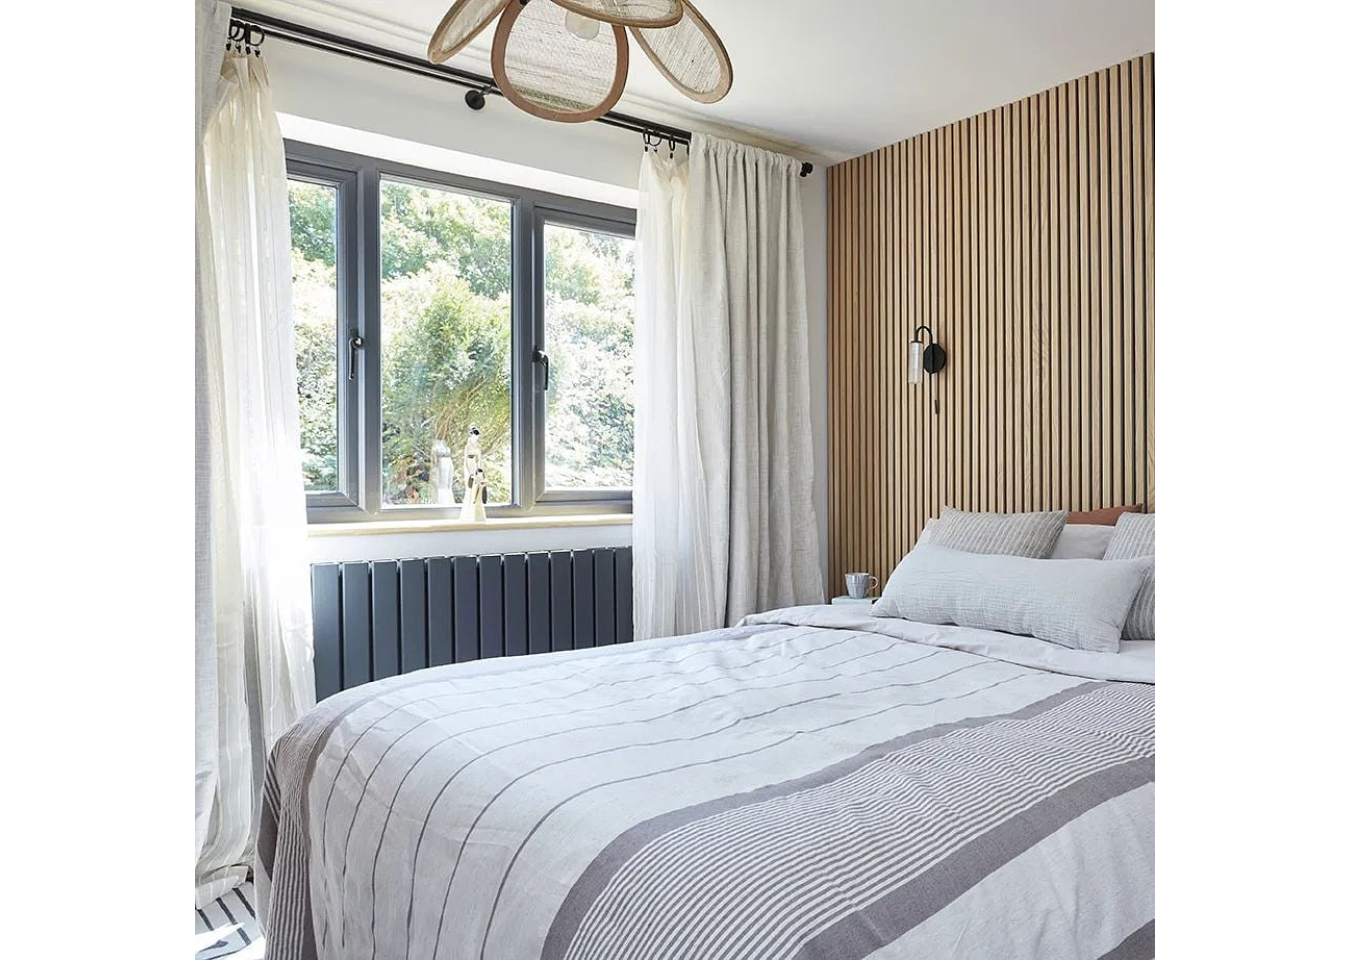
[1103, 513, 1155, 641]
[923, 507, 1067, 559]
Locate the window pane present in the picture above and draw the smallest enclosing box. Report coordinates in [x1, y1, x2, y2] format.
[543, 222, 635, 490]
[380, 179, 513, 506]
[288, 179, 340, 493]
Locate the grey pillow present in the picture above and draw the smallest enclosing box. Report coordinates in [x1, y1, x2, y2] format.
[1103, 513, 1155, 641]
[923, 507, 1067, 558]
[874, 544, 1151, 652]
[1049, 523, 1116, 560]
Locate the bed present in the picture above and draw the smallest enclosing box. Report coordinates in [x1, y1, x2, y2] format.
[258, 604, 1154, 960]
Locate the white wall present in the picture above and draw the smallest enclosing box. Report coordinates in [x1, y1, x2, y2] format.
[265, 41, 828, 583]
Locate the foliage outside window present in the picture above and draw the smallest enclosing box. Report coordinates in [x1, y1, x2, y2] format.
[378, 180, 514, 506]
[289, 180, 339, 492]
[543, 222, 635, 489]
[285, 142, 635, 522]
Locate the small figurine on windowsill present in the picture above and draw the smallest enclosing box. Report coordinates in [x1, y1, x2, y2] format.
[459, 426, 488, 522]
[459, 466, 488, 522]
[463, 426, 482, 489]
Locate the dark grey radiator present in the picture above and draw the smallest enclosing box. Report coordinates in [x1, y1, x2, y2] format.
[310, 547, 634, 701]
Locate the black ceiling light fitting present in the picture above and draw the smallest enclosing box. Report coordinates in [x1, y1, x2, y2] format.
[907, 324, 946, 415]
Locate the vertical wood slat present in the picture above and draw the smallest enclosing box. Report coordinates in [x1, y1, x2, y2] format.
[827, 53, 1154, 593]
[1143, 53, 1155, 508]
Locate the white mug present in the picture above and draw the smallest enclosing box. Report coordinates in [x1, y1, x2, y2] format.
[845, 572, 879, 599]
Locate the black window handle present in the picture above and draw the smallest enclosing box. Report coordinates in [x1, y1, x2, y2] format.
[532, 346, 550, 391]
[348, 331, 364, 381]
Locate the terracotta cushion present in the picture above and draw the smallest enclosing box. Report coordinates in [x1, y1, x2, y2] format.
[1067, 504, 1144, 526]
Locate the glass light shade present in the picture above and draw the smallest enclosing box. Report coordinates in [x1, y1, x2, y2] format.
[907, 340, 924, 384]
[565, 10, 602, 39]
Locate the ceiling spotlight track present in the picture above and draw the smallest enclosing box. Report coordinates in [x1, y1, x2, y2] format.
[227, 7, 813, 177]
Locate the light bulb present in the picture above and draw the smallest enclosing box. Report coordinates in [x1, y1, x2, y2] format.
[564, 10, 601, 40]
[907, 341, 924, 384]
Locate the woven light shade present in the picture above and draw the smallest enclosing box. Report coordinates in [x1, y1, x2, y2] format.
[428, 0, 510, 63]
[632, 0, 731, 103]
[492, 0, 629, 123]
[553, 0, 683, 29]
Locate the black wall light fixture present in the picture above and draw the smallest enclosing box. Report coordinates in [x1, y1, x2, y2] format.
[907, 324, 946, 414]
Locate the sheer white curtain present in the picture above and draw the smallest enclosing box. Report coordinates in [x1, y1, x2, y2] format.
[196, 0, 316, 904]
[634, 152, 719, 637]
[195, 0, 230, 898]
[634, 134, 822, 639]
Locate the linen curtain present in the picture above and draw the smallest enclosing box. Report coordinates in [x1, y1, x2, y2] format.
[196, 0, 316, 905]
[634, 134, 822, 639]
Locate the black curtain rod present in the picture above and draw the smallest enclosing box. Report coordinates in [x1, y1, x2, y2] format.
[229, 7, 814, 177]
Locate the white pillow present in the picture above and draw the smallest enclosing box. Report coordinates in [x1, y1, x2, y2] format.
[1049, 523, 1116, 560]
[874, 544, 1151, 652]
[899, 518, 1110, 596]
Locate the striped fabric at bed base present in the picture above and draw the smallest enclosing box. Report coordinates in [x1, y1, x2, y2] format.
[195, 882, 261, 960]
[310, 547, 635, 700]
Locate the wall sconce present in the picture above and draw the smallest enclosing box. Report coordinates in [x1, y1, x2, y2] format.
[907, 325, 946, 413]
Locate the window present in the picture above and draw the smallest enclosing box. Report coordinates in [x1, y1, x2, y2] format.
[379, 179, 514, 507]
[541, 218, 635, 492]
[288, 179, 340, 493]
[285, 141, 635, 522]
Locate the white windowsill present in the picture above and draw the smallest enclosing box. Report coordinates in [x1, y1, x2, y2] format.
[307, 514, 633, 538]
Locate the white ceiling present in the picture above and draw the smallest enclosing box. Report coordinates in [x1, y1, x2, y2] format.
[245, 0, 1154, 163]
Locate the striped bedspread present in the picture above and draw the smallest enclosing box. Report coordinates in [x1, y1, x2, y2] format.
[258, 606, 1154, 960]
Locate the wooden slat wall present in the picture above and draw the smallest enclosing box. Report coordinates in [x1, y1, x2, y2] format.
[827, 54, 1154, 596]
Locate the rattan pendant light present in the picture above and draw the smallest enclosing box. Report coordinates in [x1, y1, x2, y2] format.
[630, 0, 732, 104]
[492, 0, 629, 122]
[427, 0, 733, 124]
[552, 1, 683, 28]
[428, 0, 511, 62]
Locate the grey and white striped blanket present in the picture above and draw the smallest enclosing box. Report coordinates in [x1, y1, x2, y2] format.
[258, 606, 1154, 960]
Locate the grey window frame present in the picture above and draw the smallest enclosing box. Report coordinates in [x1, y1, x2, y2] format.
[532, 207, 638, 505]
[286, 157, 361, 511]
[285, 140, 635, 524]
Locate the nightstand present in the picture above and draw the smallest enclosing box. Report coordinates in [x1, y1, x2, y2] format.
[832, 596, 878, 607]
